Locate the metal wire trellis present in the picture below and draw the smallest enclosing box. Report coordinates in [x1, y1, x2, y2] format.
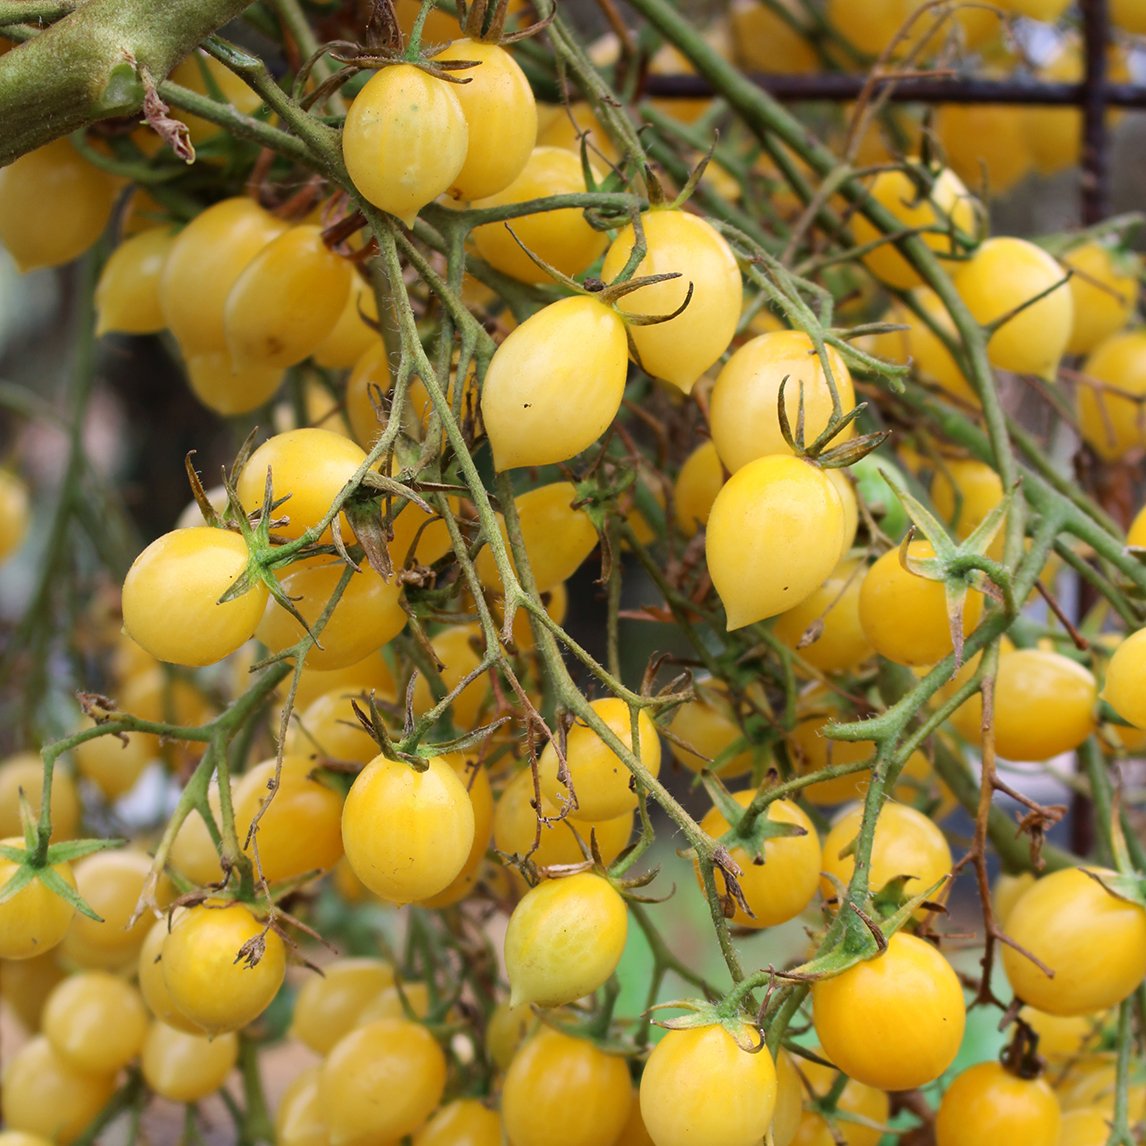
[642, 0, 1143, 224]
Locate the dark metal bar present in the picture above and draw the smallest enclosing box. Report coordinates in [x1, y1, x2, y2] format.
[642, 72, 1146, 109]
[1080, 0, 1112, 225]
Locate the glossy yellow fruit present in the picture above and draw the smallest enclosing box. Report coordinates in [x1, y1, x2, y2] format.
[0, 843, 76, 961]
[276, 1066, 329, 1146]
[184, 348, 284, 415]
[122, 527, 268, 667]
[418, 755, 495, 908]
[95, 227, 175, 335]
[931, 457, 1004, 547]
[256, 559, 406, 671]
[601, 209, 742, 394]
[0, 1035, 116, 1145]
[825, 0, 917, 59]
[955, 237, 1073, 380]
[414, 1099, 503, 1146]
[1102, 628, 1146, 729]
[482, 295, 629, 469]
[343, 64, 468, 225]
[1055, 1107, 1117, 1146]
[819, 801, 952, 909]
[673, 439, 724, 536]
[996, 0, 1070, 19]
[493, 765, 634, 869]
[698, 793, 821, 927]
[789, 1059, 889, 1146]
[1113, 0, 1146, 33]
[505, 871, 627, 1007]
[812, 931, 966, 1091]
[1063, 242, 1140, 357]
[731, 0, 818, 73]
[471, 146, 608, 283]
[538, 697, 661, 822]
[502, 1028, 633, 1146]
[320, 1018, 447, 1144]
[666, 679, 765, 778]
[640, 1022, 777, 1146]
[1001, 866, 1146, 1016]
[42, 970, 148, 1074]
[859, 541, 984, 666]
[0, 469, 29, 562]
[709, 332, 855, 472]
[158, 197, 286, 354]
[224, 224, 352, 369]
[341, 754, 475, 904]
[475, 481, 598, 594]
[0, 752, 80, 841]
[852, 165, 981, 291]
[313, 278, 380, 369]
[409, 623, 490, 730]
[140, 1021, 240, 1102]
[706, 455, 845, 629]
[934, 101, 1034, 199]
[161, 900, 287, 1034]
[291, 957, 395, 1054]
[0, 138, 120, 273]
[1078, 330, 1146, 460]
[772, 558, 872, 673]
[432, 40, 537, 201]
[137, 918, 201, 1033]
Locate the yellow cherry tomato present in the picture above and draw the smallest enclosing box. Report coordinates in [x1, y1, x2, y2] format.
[1063, 241, 1140, 357]
[852, 164, 981, 291]
[1055, 1107, 1118, 1146]
[474, 481, 598, 594]
[1112, 0, 1146, 33]
[161, 900, 287, 1034]
[505, 871, 628, 1007]
[819, 801, 952, 910]
[1000, 867, 1146, 1016]
[789, 1058, 889, 1146]
[167, 50, 264, 144]
[183, 349, 284, 416]
[698, 793, 821, 927]
[413, 1099, 503, 1146]
[666, 678, 766, 778]
[673, 439, 724, 536]
[0, 841, 76, 960]
[341, 753, 475, 904]
[140, 1021, 240, 1102]
[0, 752, 81, 840]
[158, 197, 287, 355]
[471, 146, 608, 284]
[858, 541, 984, 667]
[732, 0, 818, 73]
[137, 918, 201, 1033]
[236, 427, 367, 543]
[935, 1061, 1061, 1146]
[955, 237, 1074, 381]
[601, 208, 743, 394]
[1077, 330, 1146, 461]
[0, 469, 29, 562]
[122, 527, 268, 667]
[493, 765, 634, 869]
[224, 224, 352, 370]
[342, 64, 468, 225]
[257, 559, 406, 671]
[95, 227, 175, 336]
[42, 970, 148, 1074]
[291, 957, 395, 1055]
[287, 686, 388, 764]
[639, 1022, 777, 1146]
[313, 277, 380, 369]
[706, 455, 845, 630]
[995, 0, 1070, 19]
[812, 931, 966, 1091]
[408, 622, 490, 731]
[772, 558, 873, 674]
[276, 1066, 329, 1146]
[431, 40, 537, 202]
[1102, 627, 1146, 730]
[934, 101, 1034, 199]
[0, 1035, 116, 1145]
[0, 138, 120, 273]
[481, 294, 629, 470]
[709, 331, 855, 472]
[502, 1027, 633, 1146]
[538, 697, 661, 822]
[320, 1018, 447, 1143]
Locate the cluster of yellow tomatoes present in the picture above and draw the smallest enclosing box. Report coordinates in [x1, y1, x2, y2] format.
[3, 0, 1146, 1145]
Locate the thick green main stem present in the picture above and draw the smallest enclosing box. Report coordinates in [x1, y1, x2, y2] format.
[0, 0, 255, 164]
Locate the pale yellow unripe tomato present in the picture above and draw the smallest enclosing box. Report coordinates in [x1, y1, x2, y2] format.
[772, 558, 872, 673]
[184, 350, 284, 416]
[342, 64, 468, 225]
[431, 40, 537, 202]
[313, 278, 380, 369]
[673, 439, 724, 536]
[481, 295, 629, 470]
[706, 455, 845, 630]
[224, 224, 352, 369]
[538, 697, 661, 822]
[1062, 241, 1140, 357]
[141, 1021, 240, 1102]
[504, 871, 628, 1007]
[709, 331, 855, 472]
[934, 101, 1034, 199]
[159, 197, 287, 355]
[851, 164, 981, 291]
[1101, 628, 1146, 730]
[471, 146, 608, 284]
[95, 227, 175, 335]
[1077, 330, 1146, 460]
[602, 208, 742, 394]
[954, 237, 1074, 380]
